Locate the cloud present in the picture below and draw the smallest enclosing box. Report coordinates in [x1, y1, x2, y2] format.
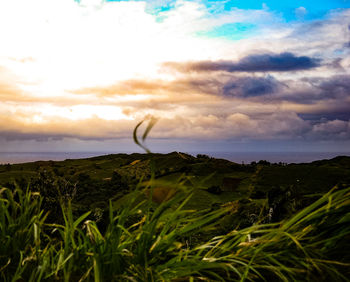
[311, 75, 350, 99]
[73, 71, 287, 99]
[74, 71, 350, 104]
[0, 66, 28, 101]
[72, 72, 350, 106]
[310, 119, 350, 140]
[72, 75, 283, 102]
[164, 52, 321, 73]
[71, 77, 224, 97]
[222, 75, 282, 97]
[295, 7, 307, 20]
[285, 9, 350, 56]
[0, 82, 21, 100]
[0, 93, 349, 144]
[0, 1, 349, 151]
[0, 103, 346, 142]
[277, 74, 350, 104]
[0, 114, 136, 141]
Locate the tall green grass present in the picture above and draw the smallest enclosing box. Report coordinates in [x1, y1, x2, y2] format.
[0, 120, 349, 281]
[0, 183, 349, 281]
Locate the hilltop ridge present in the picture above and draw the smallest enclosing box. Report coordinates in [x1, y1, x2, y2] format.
[0, 153, 349, 213]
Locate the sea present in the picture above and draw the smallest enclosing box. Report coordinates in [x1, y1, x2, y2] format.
[0, 151, 349, 165]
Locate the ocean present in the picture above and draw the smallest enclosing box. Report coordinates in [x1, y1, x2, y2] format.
[0, 151, 349, 165]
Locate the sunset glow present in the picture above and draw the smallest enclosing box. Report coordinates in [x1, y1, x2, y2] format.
[1, 0, 350, 152]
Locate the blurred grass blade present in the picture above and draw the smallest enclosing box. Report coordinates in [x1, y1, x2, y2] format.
[142, 117, 158, 142]
[133, 117, 158, 153]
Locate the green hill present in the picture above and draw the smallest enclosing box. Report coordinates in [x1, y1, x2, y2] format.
[1, 153, 349, 281]
[1, 153, 349, 219]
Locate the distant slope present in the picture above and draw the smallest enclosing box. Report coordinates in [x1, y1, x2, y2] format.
[0, 153, 349, 213]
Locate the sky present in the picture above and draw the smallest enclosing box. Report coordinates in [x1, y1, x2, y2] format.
[0, 0, 350, 154]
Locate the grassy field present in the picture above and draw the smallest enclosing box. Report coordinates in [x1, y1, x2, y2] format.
[1, 145, 350, 280]
[0, 182, 349, 281]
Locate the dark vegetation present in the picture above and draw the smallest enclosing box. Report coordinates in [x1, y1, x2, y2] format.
[0, 152, 349, 281]
[1, 153, 349, 222]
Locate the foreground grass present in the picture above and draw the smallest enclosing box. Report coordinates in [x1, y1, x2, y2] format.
[0, 182, 349, 281]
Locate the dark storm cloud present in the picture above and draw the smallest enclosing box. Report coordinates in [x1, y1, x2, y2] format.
[164, 52, 321, 73]
[243, 74, 350, 106]
[287, 75, 350, 104]
[222, 76, 282, 97]
[315, 75, 350, 98]
[299, 112, 350, 122]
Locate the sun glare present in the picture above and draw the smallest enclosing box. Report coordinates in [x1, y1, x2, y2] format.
[35, 104, 131, 121]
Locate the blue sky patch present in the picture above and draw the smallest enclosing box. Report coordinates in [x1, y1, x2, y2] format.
[196, 22, 257, 40]
[77, 0, 350, 23]
[220, 0, 350, 22]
